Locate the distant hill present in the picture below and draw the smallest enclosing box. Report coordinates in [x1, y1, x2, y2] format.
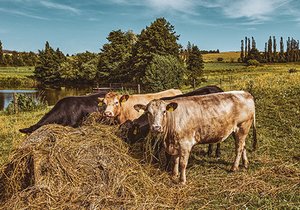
[3, 50, 16, 54]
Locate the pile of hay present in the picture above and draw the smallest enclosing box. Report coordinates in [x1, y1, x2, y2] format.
[0, 122, 193, 209]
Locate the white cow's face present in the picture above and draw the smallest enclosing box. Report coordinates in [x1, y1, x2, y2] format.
[142, 100, 178, 133]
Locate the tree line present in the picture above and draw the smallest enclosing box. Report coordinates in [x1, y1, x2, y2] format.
[0, 41, 38, 67]
[34, 18, 204, 91]
[240, 36, 300, 63]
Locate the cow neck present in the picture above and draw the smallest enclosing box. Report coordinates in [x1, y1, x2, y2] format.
[163, 112, 176, 145]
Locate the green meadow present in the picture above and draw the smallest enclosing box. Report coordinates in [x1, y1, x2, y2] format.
[0, 55, 299, 208]
[0, 66, 36, 88]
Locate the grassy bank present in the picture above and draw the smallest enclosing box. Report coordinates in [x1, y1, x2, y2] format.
[0, 66, 36, 88]
[0, 61, 299, 208]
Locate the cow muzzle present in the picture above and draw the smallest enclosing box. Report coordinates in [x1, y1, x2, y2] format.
[104, 111, 114, 117]
[151, 125, 162, 132]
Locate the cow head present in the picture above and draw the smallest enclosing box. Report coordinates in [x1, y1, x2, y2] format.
[134, 100, 178, 133]
[103, 92, 130, 117]
[118, 114, 150, 144]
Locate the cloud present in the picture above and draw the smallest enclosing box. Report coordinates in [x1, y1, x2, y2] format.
[0, 7, 48, 20]
[219, 0, 290, 20]
[146, 0, 196, 14]
[40, 1, 80, 14]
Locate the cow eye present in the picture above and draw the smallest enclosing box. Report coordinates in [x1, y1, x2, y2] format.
[163, 110, 166, 114]
[115, 101, 119, 105]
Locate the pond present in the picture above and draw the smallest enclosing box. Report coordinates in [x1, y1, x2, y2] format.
[0, 87, 93, 110]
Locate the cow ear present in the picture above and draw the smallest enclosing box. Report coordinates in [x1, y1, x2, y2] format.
[134, 104, 147, 112]
[166, 102, 178, 112]
[98, 97, 104, 106]
[120, 95, 130, 104]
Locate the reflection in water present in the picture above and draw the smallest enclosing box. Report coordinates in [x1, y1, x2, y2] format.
[0, 87, 93, 110]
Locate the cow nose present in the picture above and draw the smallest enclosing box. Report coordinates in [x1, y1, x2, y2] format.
[152, 125, 161, 132]
[104, 111, 113, 117]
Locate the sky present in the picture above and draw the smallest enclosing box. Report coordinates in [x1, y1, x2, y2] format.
[0, 0, 300, 54]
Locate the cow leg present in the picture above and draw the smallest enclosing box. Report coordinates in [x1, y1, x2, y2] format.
[165, 152, 172, 172]
[172, 155, 179, 179]
[215, 143, 221, 158]
[207, 144, 213, 157]
[231, 120, 252, 171]
[179, 141, 193, 184]
[242, 148, 249, 169]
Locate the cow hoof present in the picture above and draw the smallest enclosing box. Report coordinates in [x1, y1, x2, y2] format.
[230, 167, 239, 172]
[179, 181, 186, 185]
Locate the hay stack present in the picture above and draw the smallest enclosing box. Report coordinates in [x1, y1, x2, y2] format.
[0, 122, 191, 209]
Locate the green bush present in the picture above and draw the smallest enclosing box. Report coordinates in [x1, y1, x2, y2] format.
[143, 54, 185, 92]
[217, 57, 224, 62]
[5, 93, 47, 114]
[247, 59, 260, 66]
[288, 68, 297, 73]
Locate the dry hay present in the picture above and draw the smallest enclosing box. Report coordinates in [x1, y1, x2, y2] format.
[0, 122, 193, 210]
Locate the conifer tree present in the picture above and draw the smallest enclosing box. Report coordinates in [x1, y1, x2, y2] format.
[97, 29, 136, 82]
[34, 41, 64, 85]
[186, 45, 204, 86]
[130, 17, 181, 83]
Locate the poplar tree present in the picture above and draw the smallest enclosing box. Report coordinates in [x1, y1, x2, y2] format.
[279, 37, 285, 62]
[286, 37, 291, 62]
[267, 36, 272, 62]
[240, 40, 244, 62]
[247, 37, 251, 56]
[264, 42, 267, 61]
[0, 41, 4, 66]
[273, 36, 277, 62]
[245, 37, 248, 57]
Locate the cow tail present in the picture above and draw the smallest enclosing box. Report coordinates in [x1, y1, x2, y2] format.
[252, 112, 257, 151]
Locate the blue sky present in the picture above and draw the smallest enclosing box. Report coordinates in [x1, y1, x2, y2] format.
[0, 0, 300, 54]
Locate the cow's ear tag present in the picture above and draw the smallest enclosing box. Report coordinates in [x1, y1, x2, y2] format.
[166, 102, 178, 112]
[98, 97, 104, 107]
[120, 95, 129, 105]
[167, 107, 174, 112]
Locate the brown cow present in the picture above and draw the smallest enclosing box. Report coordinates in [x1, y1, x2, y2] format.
[102, 89, 182, 124]
[135, 91, 257, 184]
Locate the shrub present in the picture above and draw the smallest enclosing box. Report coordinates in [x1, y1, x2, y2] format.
[217, 57, 224, 62]
[288, 68, 297, 73]
[5, 92, 47, 114]
[247, 59, 260, 66]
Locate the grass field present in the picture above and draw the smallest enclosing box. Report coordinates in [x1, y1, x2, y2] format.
[0, 61, 299, 208]
[203, 51, 240, 62]
[0, 66, 34, 77]
[0, 66, 36, 88]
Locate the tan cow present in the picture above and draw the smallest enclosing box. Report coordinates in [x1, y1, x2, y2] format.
[134, 91, 257, 184]
[102, 89, 182, 124]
